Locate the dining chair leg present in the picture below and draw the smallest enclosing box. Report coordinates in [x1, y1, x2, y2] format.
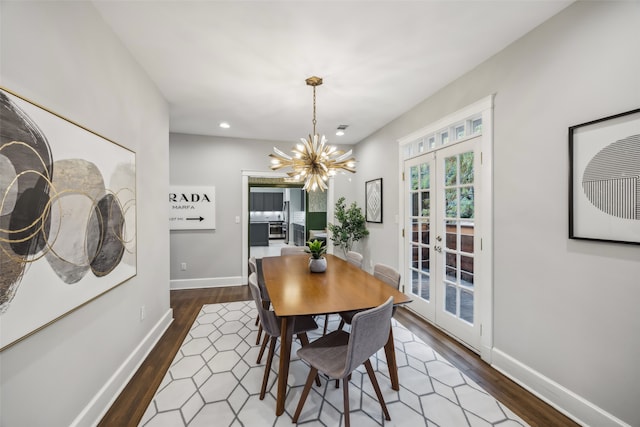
[337, 319, 346, 331]
[297, 333, 321, 386]
[364, 359, 391, 421]
[292, 366, 319, 423]
[257, 333, 268, 364]
[256, 324, 263, 345]
[260, 337, 277, 400]
[343, 376, 350, 427]
[254, 315, 259, 326]
[335, 373, 350, 389]
[323, 314, 330, 335]
[383, 324, 400, 390]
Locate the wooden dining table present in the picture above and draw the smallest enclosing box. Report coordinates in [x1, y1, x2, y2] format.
[261, 253, 412, 416]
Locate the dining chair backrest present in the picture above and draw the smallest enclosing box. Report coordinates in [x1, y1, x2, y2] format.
[281, 246, 307, 255]
[342, 296, 393, 377]
[248, 273, 279, 337]
[248, 256, 258, 274]
[346, 251, 363, 268]
[373, 263, 401, 290]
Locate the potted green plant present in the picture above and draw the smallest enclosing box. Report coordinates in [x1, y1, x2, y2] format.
[306, 239, 327, 273]
[328, 197, 369, 257]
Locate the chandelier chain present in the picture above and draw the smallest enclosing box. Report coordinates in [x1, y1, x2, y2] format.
[312, 85, 317, 136]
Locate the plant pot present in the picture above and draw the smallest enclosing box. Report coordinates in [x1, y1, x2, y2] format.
[309, 257, 327, 273]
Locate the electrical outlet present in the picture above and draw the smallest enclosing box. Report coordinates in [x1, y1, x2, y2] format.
[140, 305, 145, 321]
[181, 262, 187, 271]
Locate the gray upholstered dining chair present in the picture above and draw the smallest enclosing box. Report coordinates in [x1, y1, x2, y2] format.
[292, 297, 394, 427]
[345, 250, 363, 268]
[280, 246, 307, 255]
[248, 273, 320, 399]
[249, 256, 271, 346]
[338, 263, 401, 330]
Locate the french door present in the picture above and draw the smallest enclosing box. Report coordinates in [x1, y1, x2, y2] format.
[404, 137, 481, 351]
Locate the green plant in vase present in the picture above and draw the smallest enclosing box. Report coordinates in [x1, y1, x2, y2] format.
[306, 239, 327, 272]
[328, 197, 369, 257]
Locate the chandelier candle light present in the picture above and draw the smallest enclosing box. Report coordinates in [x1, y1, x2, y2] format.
[269, 76, 356, 192]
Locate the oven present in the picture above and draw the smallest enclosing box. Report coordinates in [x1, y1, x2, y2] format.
[268, 221, 285, 239]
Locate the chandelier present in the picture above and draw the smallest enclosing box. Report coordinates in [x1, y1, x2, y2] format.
[269, 76, 356, 192]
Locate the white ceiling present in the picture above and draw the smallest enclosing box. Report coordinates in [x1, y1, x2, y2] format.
[93, 0, 572, 145]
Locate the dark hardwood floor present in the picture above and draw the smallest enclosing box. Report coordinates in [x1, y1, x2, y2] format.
[99, 286, 580, 427]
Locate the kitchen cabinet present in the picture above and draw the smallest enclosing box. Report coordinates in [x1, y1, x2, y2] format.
[271, 193, 284, 211]
[250, 193, 265, 211]
[250, 192, 284, 211]
[250, 222, 269, 246]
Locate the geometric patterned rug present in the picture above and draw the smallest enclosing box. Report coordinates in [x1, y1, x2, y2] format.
[139, 301, 529, 426]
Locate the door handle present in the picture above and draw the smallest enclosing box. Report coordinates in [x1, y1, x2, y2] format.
[434, 245, 442, 253]
[436, 235, 442, 242]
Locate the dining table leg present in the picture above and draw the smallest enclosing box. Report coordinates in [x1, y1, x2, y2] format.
[383, 325, 399, 390]
[276, 316, 293, 416]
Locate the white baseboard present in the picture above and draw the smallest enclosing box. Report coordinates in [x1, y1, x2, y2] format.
[170, 276, 244, 290]
[492, 348, 631, 427]
[70, 308, 174, 427]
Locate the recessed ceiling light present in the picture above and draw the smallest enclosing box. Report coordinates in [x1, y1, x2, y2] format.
[219, 122, 230, 129]
[336, 130, 345, 136]
[336, 124, 348, 136]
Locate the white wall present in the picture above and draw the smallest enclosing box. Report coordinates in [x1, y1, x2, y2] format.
[354, 2, 640, 426]
[0, 2, 171, 426]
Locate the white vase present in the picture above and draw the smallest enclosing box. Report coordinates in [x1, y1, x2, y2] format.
[309, 257, 327, 273]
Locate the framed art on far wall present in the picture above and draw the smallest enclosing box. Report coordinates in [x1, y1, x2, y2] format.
[365, 178, 383, 223]
[569, 108, 640, 244]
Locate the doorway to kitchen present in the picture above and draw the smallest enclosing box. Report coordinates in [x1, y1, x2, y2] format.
[248, 183, 304, 258]
[241, 171, 334, 283]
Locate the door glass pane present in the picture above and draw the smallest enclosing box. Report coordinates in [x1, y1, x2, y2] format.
[441, 131, 449, 145]
[472, 118, 482, 134]
[460, 290, 474, 323]
[461, 224, 474, 253]
[445, 255, 457, 282]
[411, 269, 420, 294]
[421, 192, 430, 217]
[411, 245, 419, 270]
[460, 187, 474, 219]
[421, 221, 430, 244]
[421, 247, 430, 272]
[445, 285, 456, 314]
[445, 156, 457, 185]
[420, 163, 430, 189]
[421, 273, 430, 300]
[460, 152, 474, 184]
[445, 188, 457, 218]
[455, 125, 465, 139]
[461, 255, 474, 286]
[410, 166, 419, 190]
[445, 220, 457, 250]
[411, 219, 419, 241]
[411, 192, 418, 216]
